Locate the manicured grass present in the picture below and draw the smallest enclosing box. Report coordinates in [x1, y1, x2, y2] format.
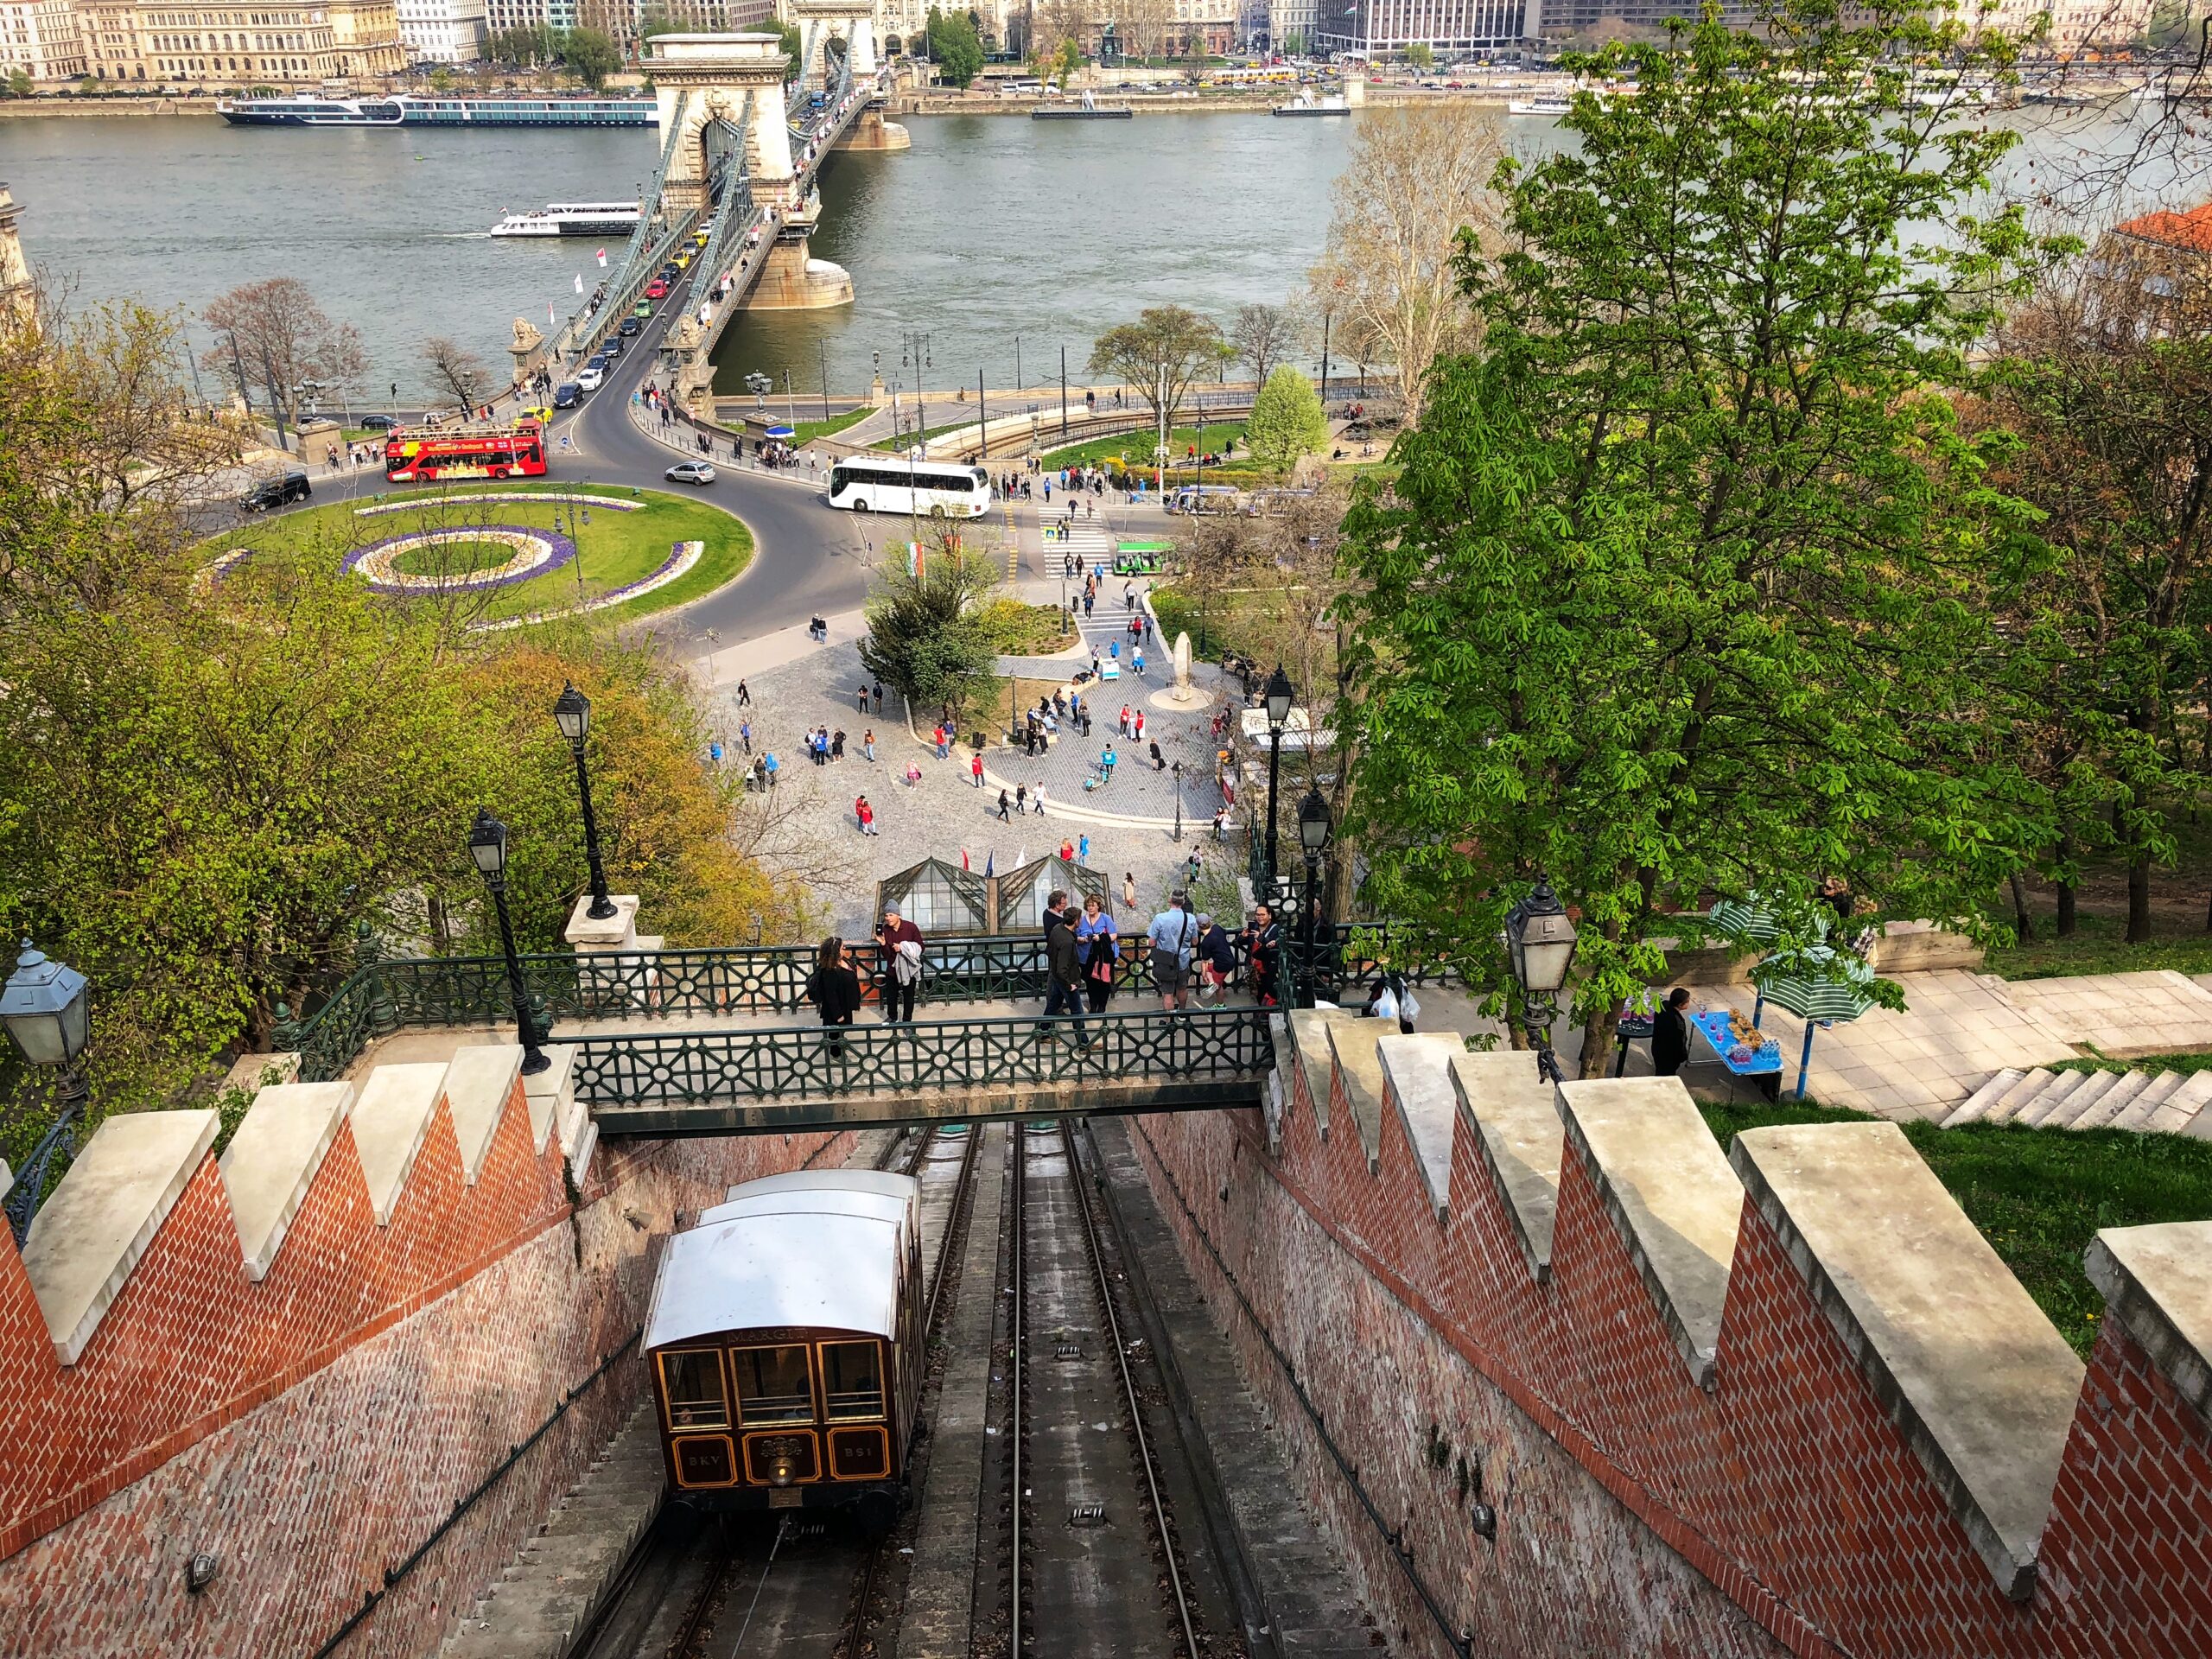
[1152, 583, 1286, 661]
[391, 537, 516, 578]
[792, 408, 870, 444]
[2053, 1050, 2212, 1077]
[977, 598, 1077, 656]
[869, 416, 995, 453]
[1983, 911, 2212, 982]
[1039, 422, 1247, 471]
[1697, 1098, 2212, 1357]
[213, 480, 750, 624]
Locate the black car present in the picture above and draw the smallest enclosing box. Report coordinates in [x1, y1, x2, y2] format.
[359, 413, 397, 431]
[619, 316, 642, 337]
[602, 336, 624, 358]
[239, 471, 311, 513]
[554, 381, 582, 409]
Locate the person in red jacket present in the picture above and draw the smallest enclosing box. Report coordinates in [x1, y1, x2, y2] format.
[855, 796, 877, 836]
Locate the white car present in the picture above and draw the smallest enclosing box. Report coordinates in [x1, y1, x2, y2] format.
[665, 461, 717, 485]
[575, 365, 604, 392]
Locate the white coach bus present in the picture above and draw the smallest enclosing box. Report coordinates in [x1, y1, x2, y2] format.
[827, 458, 993, 518]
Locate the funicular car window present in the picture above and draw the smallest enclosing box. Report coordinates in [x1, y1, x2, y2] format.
[734, 1344, 814, 1425]
[820, 1341, 886, 1421]
[658, 1348, 729, 1430]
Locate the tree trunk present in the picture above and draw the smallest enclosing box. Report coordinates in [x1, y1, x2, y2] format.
[2008, 873, 2034, 944]
[2055, 830, 2076, 938]
[1576, 1004, 1621, 1081]
[2118, 796, 2152, 944]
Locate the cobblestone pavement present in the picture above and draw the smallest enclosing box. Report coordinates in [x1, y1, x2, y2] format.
[709, 628, 1237, 939]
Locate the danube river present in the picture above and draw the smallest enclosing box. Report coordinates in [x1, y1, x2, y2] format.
[0, 104, 2196, 404]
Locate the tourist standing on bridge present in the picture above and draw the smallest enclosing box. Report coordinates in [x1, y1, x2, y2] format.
[1078, 894, 1120, 1016]
[1147, 893, 1199, 1013]
[876, 904, 925, 1024]
[1041, 906, 1090, 1048]
[806, 937, 863, 1058]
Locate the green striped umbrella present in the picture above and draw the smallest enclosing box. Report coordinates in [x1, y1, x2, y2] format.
[1707, 896, 1783, 944]
[1751, 946, 1875, 1097]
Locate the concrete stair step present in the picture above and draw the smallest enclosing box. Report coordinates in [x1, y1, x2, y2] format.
[2149, 1070, 2212, 1135]
[1942, 1068, 2024, 1128]
[2110, 1069, 2184, 1131]
[2036, 1069, 2120, 1130]
[1980, 1068, 2061, 1126]
[2069, 1070, 2150, 1131]
[2014, 1071, 2090, 1128]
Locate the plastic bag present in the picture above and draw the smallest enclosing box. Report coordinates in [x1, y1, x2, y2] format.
[1401, 989, 1421, 1023]
[1371, 987, 1399, 1022]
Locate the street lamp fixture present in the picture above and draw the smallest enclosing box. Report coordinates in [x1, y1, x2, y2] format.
[1, 940, 92, 1245]
[1262, 664, 1295, 898]
[554, 681, 617, 920]
[1296, 788, 1332, 1007]
[1504, 875, 1579, 1084]
[468, 808, 551, 1076]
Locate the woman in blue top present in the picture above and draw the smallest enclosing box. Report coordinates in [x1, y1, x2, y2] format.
[1076, 893, 1120, 1014]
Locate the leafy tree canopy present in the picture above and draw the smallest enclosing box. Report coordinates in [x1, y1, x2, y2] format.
[1244, 365, 1328, 473]
[925, 7, 986, 86]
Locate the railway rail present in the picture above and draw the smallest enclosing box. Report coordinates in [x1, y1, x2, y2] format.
[1007, 1121, 1205, 1659]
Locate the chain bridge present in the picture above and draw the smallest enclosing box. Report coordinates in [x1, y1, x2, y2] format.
[528, 25, 906, 411]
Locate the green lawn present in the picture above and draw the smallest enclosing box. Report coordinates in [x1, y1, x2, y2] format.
[2053, 1050, 2212, 1077]
[791, 408, 870, 444]
[213, 480, 750, 624]
[1152, 583, 1287, 661]
[869, 415, 995, 453]
[1983, 910, 2212, 982]
[1698, 1098, 2212, 1357]
[977, 598, 1077, 656]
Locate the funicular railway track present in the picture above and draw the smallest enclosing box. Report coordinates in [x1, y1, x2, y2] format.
[1006, 1121, 1204, 1659]
[574, 1123, 981, 1659]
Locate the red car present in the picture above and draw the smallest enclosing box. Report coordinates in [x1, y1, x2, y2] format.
[645, 279, 669, 299]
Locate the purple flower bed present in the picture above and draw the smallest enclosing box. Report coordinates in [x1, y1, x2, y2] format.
[342, 525, 577, 594]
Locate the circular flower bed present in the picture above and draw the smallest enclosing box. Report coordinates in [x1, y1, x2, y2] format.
[343, 526, 576, 594]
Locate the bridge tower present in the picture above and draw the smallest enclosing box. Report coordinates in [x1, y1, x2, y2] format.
[646, 34, 799, 215]
[0, 182, 33, 332]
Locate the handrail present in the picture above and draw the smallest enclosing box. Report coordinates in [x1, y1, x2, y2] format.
[270, 925, 1458, 1083]
[571, 1003, 1276, 1107]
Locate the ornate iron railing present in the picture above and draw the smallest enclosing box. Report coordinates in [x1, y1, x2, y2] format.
[571, 1004, 1276, 1108]
[271, 925, 1464, 1083]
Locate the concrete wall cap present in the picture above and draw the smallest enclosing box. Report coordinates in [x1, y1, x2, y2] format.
[520, 1043, 576, 1154]
[1376, 1033, 1464, 1218]
[21, 1109, 219, 1365]
[2086, 1220, 2212, 1432]
[1449, 1048, 1560, 1280]
[1283, 1010, 1338, 1138]
[1323, 1016, 1386, 1168]
[1555, 1077, 1740, 1388]
[218, 1080, 354, 1280]
[350, 1062, 450, 1225]
[1729, 1121, 2083, 1601]
[0, 1157, 11, 1206]
[442, 1046, 525, 1185]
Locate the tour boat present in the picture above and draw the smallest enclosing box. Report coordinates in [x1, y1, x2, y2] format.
[1031, 88, 1133, 119]
[1507, 93, 1573, 116]
[489, 201, 644, 238]
[1271, 86, 1349, 116]
[219, 93, 657, 128]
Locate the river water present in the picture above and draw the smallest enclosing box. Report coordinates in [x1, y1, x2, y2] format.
[0, 105, 2196, 404]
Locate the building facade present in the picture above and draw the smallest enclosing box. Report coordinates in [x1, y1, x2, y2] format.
[1315, 0, 1534, 54]
[329, 0, 406, 70]
[396, 0, 486, 59]
[0, 0, 86, 82]
[79, 0, 403, 82]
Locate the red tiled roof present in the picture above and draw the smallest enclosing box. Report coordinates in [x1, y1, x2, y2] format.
[2113, 202, 2212, 255]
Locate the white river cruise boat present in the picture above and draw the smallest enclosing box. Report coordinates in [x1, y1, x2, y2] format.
[488, 201, 645, 238]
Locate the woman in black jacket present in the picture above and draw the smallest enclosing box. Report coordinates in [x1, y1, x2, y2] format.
[806, 936, 864, 1057]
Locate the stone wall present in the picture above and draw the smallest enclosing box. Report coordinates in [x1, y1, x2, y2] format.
[0, 1044, 848, 1657]
[1130, 1016, 2212, 1659]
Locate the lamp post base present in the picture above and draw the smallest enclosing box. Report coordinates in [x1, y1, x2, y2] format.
[563, 893, 641, 951]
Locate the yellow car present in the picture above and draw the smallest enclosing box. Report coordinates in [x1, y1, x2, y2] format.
[673, 250, 693, 270]
[516, 404, 552, 426]
[693, 227, 710, 248]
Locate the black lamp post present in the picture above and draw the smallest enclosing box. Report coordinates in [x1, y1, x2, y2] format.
[1297, 787, 1332, 1007]
[469, 808, 551, 1076]
[1, 940, 92, 1244]
[553, 681, 617, 920]
[1171, 759, 1184, 844]
[1262, 664, 1294, 898]
[1504, 875, 1580, 1084]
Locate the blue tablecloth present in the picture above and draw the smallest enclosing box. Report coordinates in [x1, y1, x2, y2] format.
[1688, 1011, 1782, 1077]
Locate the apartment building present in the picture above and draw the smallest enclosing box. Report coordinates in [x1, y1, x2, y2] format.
[79, 0, 401, 83]
[0, 0, 86, 81]
[396, 0, 486, 59]
[329, 0, 405, 69]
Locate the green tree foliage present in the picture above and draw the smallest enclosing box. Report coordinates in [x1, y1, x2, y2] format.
[1402, 41, 1435, 69]
[1089, 305, 1234, 483]
[1336, 0, 2057, 1076]
[859, 537, 1001, 725]
[925, 6, 986, 86]
[4, 69, 32, 99]
[778, 19, 804, 83]
[1976, 260, 2212, 943]
[0, 303, 800, 1143]
[561, 26, 623, 89]
[1243, 365, 1328, 473]
[486, 23, 562, 64]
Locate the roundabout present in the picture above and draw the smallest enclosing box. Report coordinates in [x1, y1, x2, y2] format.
[212, 480, 753, 626]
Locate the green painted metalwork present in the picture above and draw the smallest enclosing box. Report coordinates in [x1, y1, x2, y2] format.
[570, 1004, 1275, 1109]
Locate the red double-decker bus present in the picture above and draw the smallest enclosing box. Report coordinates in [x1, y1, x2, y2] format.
[384, 420, 548, 483]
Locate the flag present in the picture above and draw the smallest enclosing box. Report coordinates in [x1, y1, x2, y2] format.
[984, 850, 995, 879]
[574, 272, 584, 295]
[547, 302, 556, 327]
[960, 848, 969, 871]
[595, 247, 607, 267]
